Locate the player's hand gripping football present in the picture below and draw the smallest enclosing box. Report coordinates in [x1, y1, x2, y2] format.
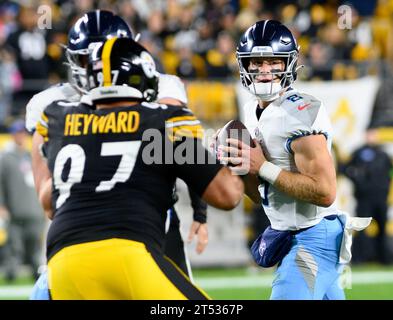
[220, 138, 266, 175]
[208, 128, 222, 157]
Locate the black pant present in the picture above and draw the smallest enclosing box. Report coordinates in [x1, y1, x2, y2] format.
[353, 196, 390, 264]
[162, 208, 190, 277]
[0, 218, 44, 280]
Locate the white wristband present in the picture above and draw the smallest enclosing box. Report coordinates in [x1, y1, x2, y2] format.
[258, 161, 282, 185]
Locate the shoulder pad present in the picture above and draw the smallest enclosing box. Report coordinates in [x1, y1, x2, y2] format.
[164, 106, 202, 141]
[25, 83, 80, 132]
[164, 105, 195, 121]
[281, 92, 322, 127]
[157, 73, 188, 104]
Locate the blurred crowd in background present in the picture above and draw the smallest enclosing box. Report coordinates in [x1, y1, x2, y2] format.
[0, 0, 392, 129]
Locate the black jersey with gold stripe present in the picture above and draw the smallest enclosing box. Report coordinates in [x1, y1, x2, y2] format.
[38, 100, 222, 260]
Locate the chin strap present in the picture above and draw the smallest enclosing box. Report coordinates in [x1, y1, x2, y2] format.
[296, 65, 305, 72]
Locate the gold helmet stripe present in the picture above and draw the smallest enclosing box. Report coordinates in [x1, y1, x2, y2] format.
[102, 37, 118, 86]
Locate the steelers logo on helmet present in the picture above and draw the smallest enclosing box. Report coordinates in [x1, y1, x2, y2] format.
[140, 51, 157, 79]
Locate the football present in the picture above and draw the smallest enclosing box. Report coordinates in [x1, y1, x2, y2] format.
[216, 120, 255, 166]
[217, 119, 255, 148]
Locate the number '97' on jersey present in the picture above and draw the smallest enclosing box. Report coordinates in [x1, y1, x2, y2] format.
[37, 100, 221, 260]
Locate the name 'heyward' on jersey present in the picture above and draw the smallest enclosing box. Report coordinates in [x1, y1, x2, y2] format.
[63, 111, 140, 136]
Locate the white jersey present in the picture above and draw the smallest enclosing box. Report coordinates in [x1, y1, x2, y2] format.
[25, 74, 188, 132]
[25, 83, 81, 133]
[157, 73, 188, 104]
[242, 88, 337, 231]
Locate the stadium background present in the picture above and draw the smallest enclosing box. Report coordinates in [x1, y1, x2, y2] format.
[0, 0, 393, 299]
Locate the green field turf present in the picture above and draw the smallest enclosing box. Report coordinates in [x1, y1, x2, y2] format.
[201, 283, 393, 300]
[0, 264, 392, 300]
[192, 264, 393, 300]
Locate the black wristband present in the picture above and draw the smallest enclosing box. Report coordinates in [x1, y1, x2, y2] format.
[193, 210, 207, 224]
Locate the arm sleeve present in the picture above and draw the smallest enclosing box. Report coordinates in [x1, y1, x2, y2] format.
[188, 187, 207, 215]
[36, 109, 49, 141]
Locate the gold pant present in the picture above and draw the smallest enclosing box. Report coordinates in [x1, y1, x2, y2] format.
[48, 238, 210, 300]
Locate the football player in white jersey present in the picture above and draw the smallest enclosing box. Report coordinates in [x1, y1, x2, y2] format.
[26, 10, 208, 299]
[220, 20, 370, 300]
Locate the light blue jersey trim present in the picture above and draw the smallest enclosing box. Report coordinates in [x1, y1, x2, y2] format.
[285, 131, 329, 154]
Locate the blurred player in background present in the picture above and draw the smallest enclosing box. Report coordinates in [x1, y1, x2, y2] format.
[26, 10, 208, 299]
[36, 37, 243, 299]
[0, 119, 45, 282]
[343, 129, 392, 265]
[220, 20, 370, 300]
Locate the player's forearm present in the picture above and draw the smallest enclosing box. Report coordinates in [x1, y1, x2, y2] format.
[31, 132, 51, 193]
[202, 167, 244, 210]
[38, 178, 53, 220]
[188, 187, 208, 213]
[273, 170, 336, 207]
[32, 132, 53, 218]
[243, 173, 262, 203]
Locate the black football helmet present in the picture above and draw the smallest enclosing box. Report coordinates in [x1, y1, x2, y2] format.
[87, 37, 159, 103]
[66, 10, 133, 93]
[236, 20, 300, 101]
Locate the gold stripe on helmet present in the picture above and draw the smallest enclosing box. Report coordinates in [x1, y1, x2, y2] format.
[102, 37, 118, 86]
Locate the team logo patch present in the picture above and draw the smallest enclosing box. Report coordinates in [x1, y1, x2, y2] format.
[258, 240, 267, 256]
[99, 89, 118, 95]
[140, 51, 156, 78]
[297, 103, 311, 111]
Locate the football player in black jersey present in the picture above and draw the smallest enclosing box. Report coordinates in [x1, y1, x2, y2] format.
[28, 11, 209, 299]
[36, 37, 243, 299]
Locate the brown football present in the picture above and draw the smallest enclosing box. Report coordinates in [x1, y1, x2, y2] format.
[216, 120, 255, 166]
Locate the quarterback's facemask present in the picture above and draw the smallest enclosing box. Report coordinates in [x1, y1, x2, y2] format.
[238, 52, 299, 101]
[65, 47, 90, 93]
[236, 20, 301, 101]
